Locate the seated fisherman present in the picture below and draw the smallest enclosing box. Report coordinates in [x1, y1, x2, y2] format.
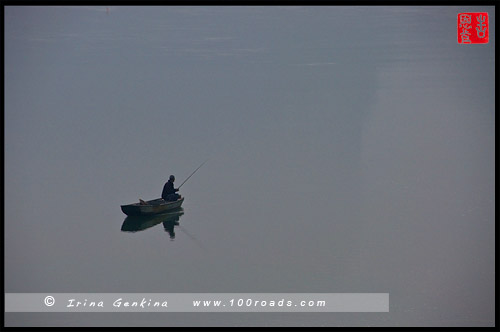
[162, 175, 181, 201]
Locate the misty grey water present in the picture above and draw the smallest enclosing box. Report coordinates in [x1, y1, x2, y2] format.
[4, 6, 495, 327]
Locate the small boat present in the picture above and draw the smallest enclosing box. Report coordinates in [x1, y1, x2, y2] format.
[120, 197, 184, 216]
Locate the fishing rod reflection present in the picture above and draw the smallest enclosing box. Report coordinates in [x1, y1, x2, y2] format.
[121, 209, 184, 240]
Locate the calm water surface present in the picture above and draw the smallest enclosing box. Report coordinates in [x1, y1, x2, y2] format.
[4, 6, 495, 326]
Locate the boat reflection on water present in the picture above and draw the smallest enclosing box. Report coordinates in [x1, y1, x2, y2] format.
[121, 208, 184, 240]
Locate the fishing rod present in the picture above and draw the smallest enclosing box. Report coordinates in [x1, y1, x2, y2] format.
[178, 160, 208, 189]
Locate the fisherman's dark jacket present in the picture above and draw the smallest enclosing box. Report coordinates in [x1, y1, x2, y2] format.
[162, 180, 178, 200]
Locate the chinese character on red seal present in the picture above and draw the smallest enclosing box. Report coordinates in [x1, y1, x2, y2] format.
[458, 12, 489, 44]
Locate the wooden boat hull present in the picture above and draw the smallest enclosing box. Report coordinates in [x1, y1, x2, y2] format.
[120, 197, 184, 216]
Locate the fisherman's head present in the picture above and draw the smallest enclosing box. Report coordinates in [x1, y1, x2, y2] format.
[169, 175, 175, 182]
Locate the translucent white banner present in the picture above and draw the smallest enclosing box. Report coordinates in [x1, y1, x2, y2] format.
[5, 293, 389, 312]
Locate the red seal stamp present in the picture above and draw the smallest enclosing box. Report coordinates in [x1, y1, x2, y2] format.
[457, 12, 489, 44]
